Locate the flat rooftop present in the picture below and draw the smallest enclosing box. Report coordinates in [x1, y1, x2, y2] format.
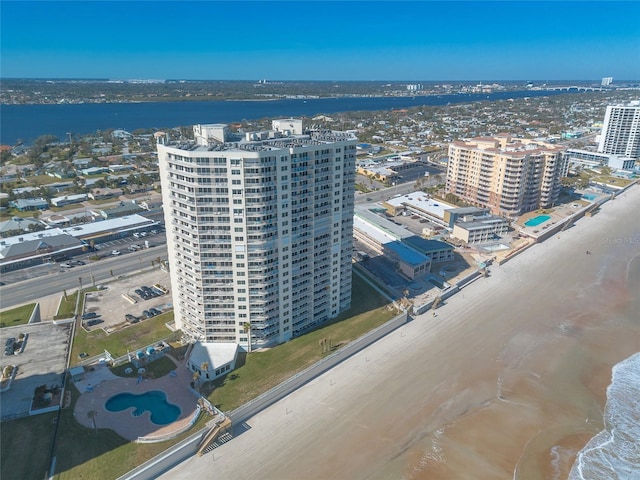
[164, 130, 357, 154]
[0, 322, 72, 419]
[384, 241, 430, 267]
[386, 192, 457, 220]
[61, 214, 156, 238]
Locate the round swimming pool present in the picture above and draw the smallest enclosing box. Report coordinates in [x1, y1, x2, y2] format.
[105, 391, 181, 425]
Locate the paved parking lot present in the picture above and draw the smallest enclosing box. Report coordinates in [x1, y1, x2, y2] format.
[81, 269, 172, 334]
[0, 322, 70, 420]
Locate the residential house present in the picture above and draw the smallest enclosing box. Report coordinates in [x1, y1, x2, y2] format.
[88, 188, 123, 200]
[9, 198, 49, 211]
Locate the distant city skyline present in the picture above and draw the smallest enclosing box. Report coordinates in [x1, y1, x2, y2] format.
[1, 1, 639, 81]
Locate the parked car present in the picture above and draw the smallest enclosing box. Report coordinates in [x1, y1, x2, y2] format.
[60, 263, 73, 268]
[133, 233, 140, 238]
[84, 319, 103, 327]
[142, 310, 152, 318]
[149, 308, 162, 316]
[111, 250, 121, 256]
[150, 229, 158, 235]
[69, 260, 85, 266]
[125, 314, 139, 323]
[134, 288, 144, 296]
[81, 312, 99, 320]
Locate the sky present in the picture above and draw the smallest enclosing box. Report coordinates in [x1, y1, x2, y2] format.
[1, 1, 639, 81]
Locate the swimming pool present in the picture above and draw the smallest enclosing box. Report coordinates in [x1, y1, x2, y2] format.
[582, 193, 597, 201]
[482, 244, 510, 252]
[524, 215, 551, 227]
[105, 390, 181, 425]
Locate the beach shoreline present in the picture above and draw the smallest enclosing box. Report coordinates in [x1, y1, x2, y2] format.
[162, 184, 640, 480]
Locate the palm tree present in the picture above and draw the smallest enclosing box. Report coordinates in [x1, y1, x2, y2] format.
[243, 322, 252, 353]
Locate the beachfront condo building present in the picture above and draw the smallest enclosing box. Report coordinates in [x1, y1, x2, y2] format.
[598, 101, 640, 159]
[157, 120, 356, 351]
[446, 135, 567, 218]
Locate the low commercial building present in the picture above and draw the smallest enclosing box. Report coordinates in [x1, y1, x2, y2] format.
[442, 206, 490, 228]
[383, 192, 457, 228]
[0, 229, 85, 271]
[357, 153, 427, 182]
[61, 214, 158, 245]
[451, 214, 510, 244]
[401, 236, 454, 263]
[353, 214, 431, 280]
[564, 149, 636, 171]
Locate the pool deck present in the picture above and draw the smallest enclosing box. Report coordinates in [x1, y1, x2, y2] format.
[73, 355, 199, 441]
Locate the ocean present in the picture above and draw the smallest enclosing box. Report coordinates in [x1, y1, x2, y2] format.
[568, 247, 640, 480]
[569, 352, 640, 480]
[0, 89, 571, 145]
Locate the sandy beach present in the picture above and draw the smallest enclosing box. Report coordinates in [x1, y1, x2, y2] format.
[161, 185, 640, 480]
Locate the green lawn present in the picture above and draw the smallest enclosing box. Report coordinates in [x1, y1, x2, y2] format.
[0, 209, 41, 221]
[203, 273, 394, 412]
[591, 175, 634, 187]
[24, 174, 62, 185]
[0, 303, 36, 328]
[0, 410, 59, 480]
[70, 311, 179, 363]
[54, 292, 78, 320]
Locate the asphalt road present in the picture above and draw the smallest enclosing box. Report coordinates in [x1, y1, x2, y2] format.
[0, 244, 168, 310]
[355, 182, 420, 204]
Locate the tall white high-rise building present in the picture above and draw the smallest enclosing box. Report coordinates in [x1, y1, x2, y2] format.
[598, 101, 640, 159]
[601, 77, 613, 87]
[157, 120, 356, 350]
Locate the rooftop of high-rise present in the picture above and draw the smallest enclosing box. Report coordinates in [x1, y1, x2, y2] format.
[450, 135, 565, 155]
[158, 119, 357, 153]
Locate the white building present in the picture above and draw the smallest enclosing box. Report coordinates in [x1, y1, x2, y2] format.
[598, 101, 640, 159]
[157, 120, 356, 350]
[601, 77, 613, 87]
[564, 149, 636, 171]
[451, 214, 509, 244]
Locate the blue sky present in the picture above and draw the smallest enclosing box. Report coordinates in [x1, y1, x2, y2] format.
[1, 1, 639, 81]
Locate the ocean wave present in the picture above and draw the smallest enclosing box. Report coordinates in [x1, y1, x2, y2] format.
[569, 352, 640, 480]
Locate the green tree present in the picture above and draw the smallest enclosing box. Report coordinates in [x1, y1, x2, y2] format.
[243, 322, 252, 353]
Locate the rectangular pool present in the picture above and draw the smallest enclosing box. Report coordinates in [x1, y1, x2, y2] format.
[524, 215, 551, 227]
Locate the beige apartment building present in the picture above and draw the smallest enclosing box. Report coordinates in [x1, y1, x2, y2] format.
[446, 135, 567, 218]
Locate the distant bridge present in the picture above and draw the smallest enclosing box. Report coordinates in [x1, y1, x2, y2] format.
[545, 86, 606, 92]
